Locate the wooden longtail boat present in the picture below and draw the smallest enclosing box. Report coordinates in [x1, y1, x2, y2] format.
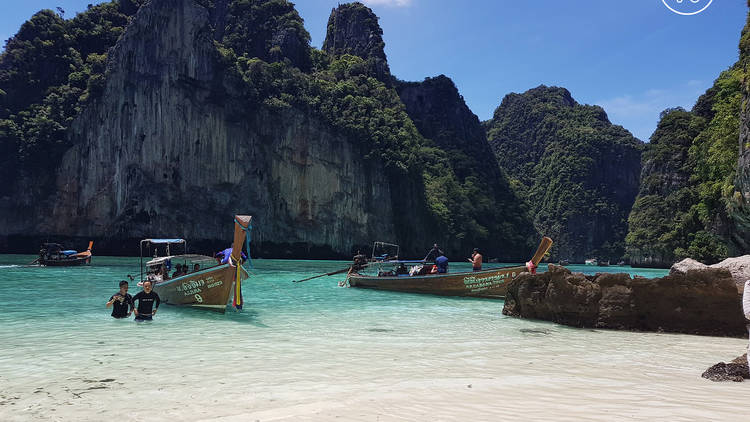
[38, 241, 93, 266]
[346, 237, 553, 298]
[137, 215, 252, 313]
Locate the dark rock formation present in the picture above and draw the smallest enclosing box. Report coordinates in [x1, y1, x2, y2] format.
[502, 264, 747, 337]
[322, 2, 390, 81]
[396, 75, 537, 257]
[702, 354, 749, 382]
[671, 255, 750, 293]
[486, 86, 643, 262]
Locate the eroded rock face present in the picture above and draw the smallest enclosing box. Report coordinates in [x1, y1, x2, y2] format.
[322, 2, 390, 81]
[672, 256, 750, 293]
[396, 75, 537, 257]
[503, 264, 747, 337]
[38, 0, 396, 256]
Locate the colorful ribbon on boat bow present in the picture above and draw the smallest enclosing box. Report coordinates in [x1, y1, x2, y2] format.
[525, 260, 537, 275]
[232, 261, 243, 310]
[231, 218, 253, 310]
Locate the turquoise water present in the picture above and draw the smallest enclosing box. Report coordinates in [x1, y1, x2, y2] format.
[0, 256, 747, 421]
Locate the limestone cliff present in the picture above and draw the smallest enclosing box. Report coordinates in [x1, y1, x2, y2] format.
[486, 86, 643, 262]
[12, 0, 397, 256]
[397, 75, 537, 255]
[322, 2, 391, 82]
[737, 0, 750, 250]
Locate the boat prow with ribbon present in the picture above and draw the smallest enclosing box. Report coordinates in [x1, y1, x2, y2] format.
[345, 237, 553, 298]
[136, 215, 252, 313]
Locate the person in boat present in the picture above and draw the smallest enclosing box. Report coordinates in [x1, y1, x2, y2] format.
[396, 263, 408, 275]
[468, 248, 483, 271]
[435, 255, 448, 274]
[423, 244, 444, 262]
[132, 280, 161, 322]
[172, 264, 183, 278]
[106, 280, 133, 319]
[193, 263, 200, 273]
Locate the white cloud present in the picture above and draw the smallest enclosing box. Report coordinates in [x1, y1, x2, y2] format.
[596, 81, 708, 141]
[362, 0, 413, 7]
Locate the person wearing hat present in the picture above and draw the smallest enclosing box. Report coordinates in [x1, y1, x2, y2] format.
[468, 248, 482, 271]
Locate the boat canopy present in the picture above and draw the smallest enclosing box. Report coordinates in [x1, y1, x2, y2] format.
[146, 254, 215, 267]
[142, 238, 186, 244]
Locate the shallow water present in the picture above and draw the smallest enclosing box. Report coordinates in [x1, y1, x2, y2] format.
[0, 255, 746, 421]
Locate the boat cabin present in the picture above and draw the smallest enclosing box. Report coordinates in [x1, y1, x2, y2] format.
[139, 239, 217, 283]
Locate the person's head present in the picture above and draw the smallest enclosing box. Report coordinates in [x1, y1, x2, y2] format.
[143, 280, 153, 293]
[119, 280, 129, 294]
[433, 243, 438, 248]
[473, 248, 479, 254]
[193, 263, 200, 271]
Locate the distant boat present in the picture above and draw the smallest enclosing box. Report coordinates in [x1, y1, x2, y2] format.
[585, 258, 598, 266]
[598, 260, 610, 267]
[345, 237, 553, 298]
[617, 260, 626, 266]
[135, 215, 252, 313]
[558, 259, 570, 266]
[37, 241, 93, 266]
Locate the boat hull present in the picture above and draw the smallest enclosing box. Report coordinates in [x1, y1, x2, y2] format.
[39, 256, 91, 266]
[152, 264, 241, 313]
[348, 265, 529, 298]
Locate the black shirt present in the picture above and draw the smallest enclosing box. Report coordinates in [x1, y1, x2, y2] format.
[132, 290, 161, 316]
[109, 293, 133, 318]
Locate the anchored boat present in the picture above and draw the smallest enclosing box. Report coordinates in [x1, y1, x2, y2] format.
[345, 237, 553, 298]
[136, 215, 252, 313]
[37, 241, 93, 266]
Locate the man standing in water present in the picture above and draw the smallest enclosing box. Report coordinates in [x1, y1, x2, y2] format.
[106, 280, 133, 318]
[468, 248, 483, 271]
[132, 280, 161, 321]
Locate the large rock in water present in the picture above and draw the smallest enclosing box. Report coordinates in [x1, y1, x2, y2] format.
[702, 354, 749, 382]
[502, 264, 747, 337]
[35, 0, 398, 256]
[671, 256, 750, 293]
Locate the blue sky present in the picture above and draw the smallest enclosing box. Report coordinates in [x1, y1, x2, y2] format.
[1, 0, 746, 141]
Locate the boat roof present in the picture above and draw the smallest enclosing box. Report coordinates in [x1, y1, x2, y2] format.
[141, 238, 185, 244]
[146, 254, 215, 266]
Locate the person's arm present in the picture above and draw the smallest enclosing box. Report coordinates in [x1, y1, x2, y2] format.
[132, 293, 139, 316]
[743, 280, 750, 320]
[127, 295, 134, 316]
[152, 293, 161, 315]
[106, 295, 115, 308]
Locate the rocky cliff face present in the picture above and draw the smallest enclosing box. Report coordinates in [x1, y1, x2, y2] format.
[737, 1, 750, 251]
[486, 86, 643, 262]
[397, 75, 537, 255]
[322, 2, 390, 82]
[14, 0, 397, 256]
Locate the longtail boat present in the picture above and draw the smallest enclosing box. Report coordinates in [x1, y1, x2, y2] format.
[136, 215, 252, 313]
[345, 237, 553, 298]
[38, 241, 93, 266]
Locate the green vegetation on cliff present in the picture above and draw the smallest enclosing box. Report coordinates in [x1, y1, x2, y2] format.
[626, 66, 746, 264]
[0, 0, 536, 259]
[486, 86, 643, 261]
[0, 2, 141, 194]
